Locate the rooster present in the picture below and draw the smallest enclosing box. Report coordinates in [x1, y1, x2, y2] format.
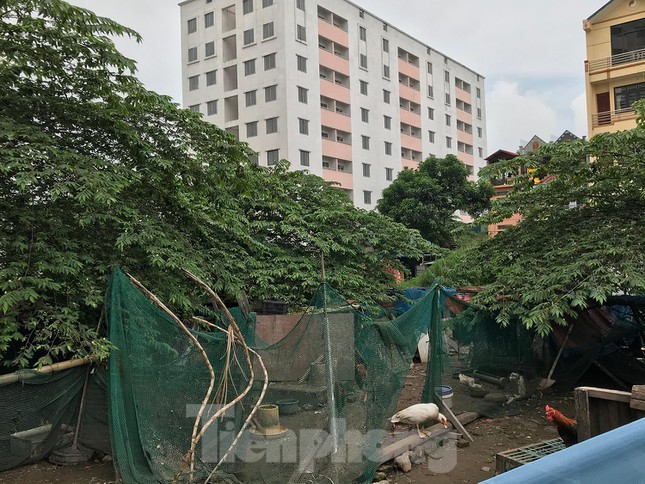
[391, 403, 448, 439]
[545, 405, 578, 447]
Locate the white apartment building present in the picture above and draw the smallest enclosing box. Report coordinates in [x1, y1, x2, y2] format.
[180, 0, 487, 209]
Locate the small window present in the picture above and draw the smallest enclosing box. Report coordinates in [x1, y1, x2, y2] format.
[187, 18, 197, 33]
[246, 121, 258, 137]
[206, 99, 218, 115]
[445, 114, 451, 126]
[245, 90, 257, 107]
[297, 55, 307, 72]
[249, 153, 259, 165]
[360, 108, 369, 123]
[363, 190, 372, 205]
[446, 136, 452, 149]
[477, 107, 482, 119]
[266, 117, 278, 134]
[244, 28, 255, 45]
[206, 69, 217, 86]
[427, 85, 434, 98]
[362, 163, 371, 177]
[296, 24, 306, 42]
[382, 38, 389, 52]
[359, 26, 367, 41]
[383, 89, 391, 103]
[205, 41, 215, 57]
[359, 53, 368, 69]
[297, 86, 308, 104]
[386, 167, 393, 181]
[244, 59, 256, 76]
[383, 65, 390, 78]
[188, 75, 199, 91]
[428, 107, 434, 120]
[478, 147, 484, 158]
[296, 0, 305, 11]
[385, 142, 392, 155]
[476, 87, 481, 98]
[264, 84, 277, 101]
[204, 11, 214, 28]
[243, 0, 253, 14]
[444, 70, 450, 82]
[360, 80, 368, 95]
[264, 53, 276, 70]
[188, 47, 198, 62]
[477, 127, 483, 138]
[263, 22, 274, 39]
[427, 62, 433, 74]
[384, 116, 391, 129]
[299, 150, 310, 166]
[361, 135, 370, 150]
[267, 149, 279, 165]
[428, 130, 435, 143]
[262, 0, 273, 7]
[298, 118, 309, 135]
[445, 93, 451, 105]
[189, 104, 200, 113]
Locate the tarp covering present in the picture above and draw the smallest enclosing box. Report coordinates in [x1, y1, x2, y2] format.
[482, 417, 645, 484]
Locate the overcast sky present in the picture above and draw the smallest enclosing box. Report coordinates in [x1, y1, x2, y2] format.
[68, 0, 608, 153]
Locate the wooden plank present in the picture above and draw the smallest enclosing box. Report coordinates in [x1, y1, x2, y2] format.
[434, 391, 473, 442]
[631, 385, 645, 400]
[579, 386, 631, 403]
[630, 399, 645, 411]
[574, 387, 591, 441]
[606, 401, 622, 431]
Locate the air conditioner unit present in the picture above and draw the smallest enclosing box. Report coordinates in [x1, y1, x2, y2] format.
[337, 136, 344, 142]
[338, 164, 345, 171]
[322, 132, 329, 138]
[321, 103, 329, 109]
[336, 107, 343, 113]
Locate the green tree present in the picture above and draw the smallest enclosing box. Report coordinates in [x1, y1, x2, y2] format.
[376, 155, 493, 248]
[0, 0, 430, 369]
[467, 108, 645, 334]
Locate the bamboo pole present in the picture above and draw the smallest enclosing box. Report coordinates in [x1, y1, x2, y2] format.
[0, 357, 94, 387]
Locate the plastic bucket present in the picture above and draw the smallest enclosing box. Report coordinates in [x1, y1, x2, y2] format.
[435, 385, 454, 409]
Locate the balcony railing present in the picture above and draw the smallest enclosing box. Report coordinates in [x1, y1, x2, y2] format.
[591, 107, 636, 127]
[588, 48, 645, 73]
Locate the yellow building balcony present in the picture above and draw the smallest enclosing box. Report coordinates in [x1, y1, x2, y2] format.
[591, 107, 638, 128]
[587, 48, 645, 75]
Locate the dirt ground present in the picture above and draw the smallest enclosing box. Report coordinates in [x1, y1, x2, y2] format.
[0, 358, 575, 484]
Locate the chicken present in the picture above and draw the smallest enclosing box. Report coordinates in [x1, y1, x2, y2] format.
[391, 403, 448, 438]
[545, 405, 578, 447]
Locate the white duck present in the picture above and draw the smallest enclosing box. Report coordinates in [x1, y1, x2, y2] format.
[390, 403, 448, 438]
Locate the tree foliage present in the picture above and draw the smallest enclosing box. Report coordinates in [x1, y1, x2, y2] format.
[376, 155, 493, 247]
[0, 0, 430, 369]
[464, 108, 645, 334]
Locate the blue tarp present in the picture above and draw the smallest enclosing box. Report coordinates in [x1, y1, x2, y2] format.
[481, 417, 645, 484]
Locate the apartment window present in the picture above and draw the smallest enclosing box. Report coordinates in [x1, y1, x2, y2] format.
[476, 87, 481, 98]
[615, 81, 645, 110]
[361, 108, 369, 123]
[263, 22, 275, 39]
[296, 0, 305, 11]
[445, 93, 451, 105]
[385, 142, 392, 155]
[477, 108, 482, 119]
[188, 75, 199, 91]
[264, 84, 277, 101]
[361, 135, 370, 150]
[187, 18, 197, 33]
[383, 89, 391, 103]
[446, 136, 452, 148]
[428, 107, 434, 120]
[427, 85, 434, 98]
[386, 167, 393, 181]
[264, 53, 276, 70]
[383, 65, 390, 78]
[297, 55, 307, 72]
[359, 54, 368, 69]
[204, 11, 214, 28]
[243, 28, 255, 45]
[427, 61, 433, 74]
[265, 117, 278, 134]
[267, 149, 279, 165]
[360, 80, 368, 95]
[363, 190, 372, 205]
[297, 86, 308, 104]
[249, 153, 259, 165]
[205, 41, 215, 57]
[382, 38, 389, 52]
[362, 163, 371, 177]
[445, 114, 451, 126]
[189, 104, 200, 113]
[298, 118, 309, 135]
[359, 26, 367, 41]
[206, 99, 218, 115]
[384, 115, 391, 130]
[296, 24, 306, 42]
[206, 69, 217, 86]
[262, 0, 273, 7]
[478, 147, 484, 158]
[244, 90, 257, 107]
[243, 0, 253, 14]
[244, 59, 256, 76]
[299, 150, 310, 166]
[188, 47, 198, 62]
[444, 70, 450, 82]
[428, 130, 435, 143]
[246, 121, 258, 137]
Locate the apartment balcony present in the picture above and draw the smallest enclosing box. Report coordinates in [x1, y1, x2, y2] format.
[401, 158, 418, 170]
[320, 78, 351, 104]
[457, 130, 473, 146]
[322, 138, 352, 160]
[321, 108, 352, 132]
[398, 58, 420, 80]
[591, 107, 637, 128]
[399, 108, 421, 127]
[399, 83, 421, 103]
[400, 133, 422, 152]
[318, 18, 348, 47]
[457, 152, 474, 166]
[456, 107, 472, 124]
[319, 48, 350, 76]
[588, 48, 645, 74]
[323, 167, 353, 190]
[455, 86, 472, 104]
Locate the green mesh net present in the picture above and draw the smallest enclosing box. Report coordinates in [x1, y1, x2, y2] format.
[107, 267, 446, 483]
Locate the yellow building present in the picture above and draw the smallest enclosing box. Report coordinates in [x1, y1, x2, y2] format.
[584, 0, 645, 137]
